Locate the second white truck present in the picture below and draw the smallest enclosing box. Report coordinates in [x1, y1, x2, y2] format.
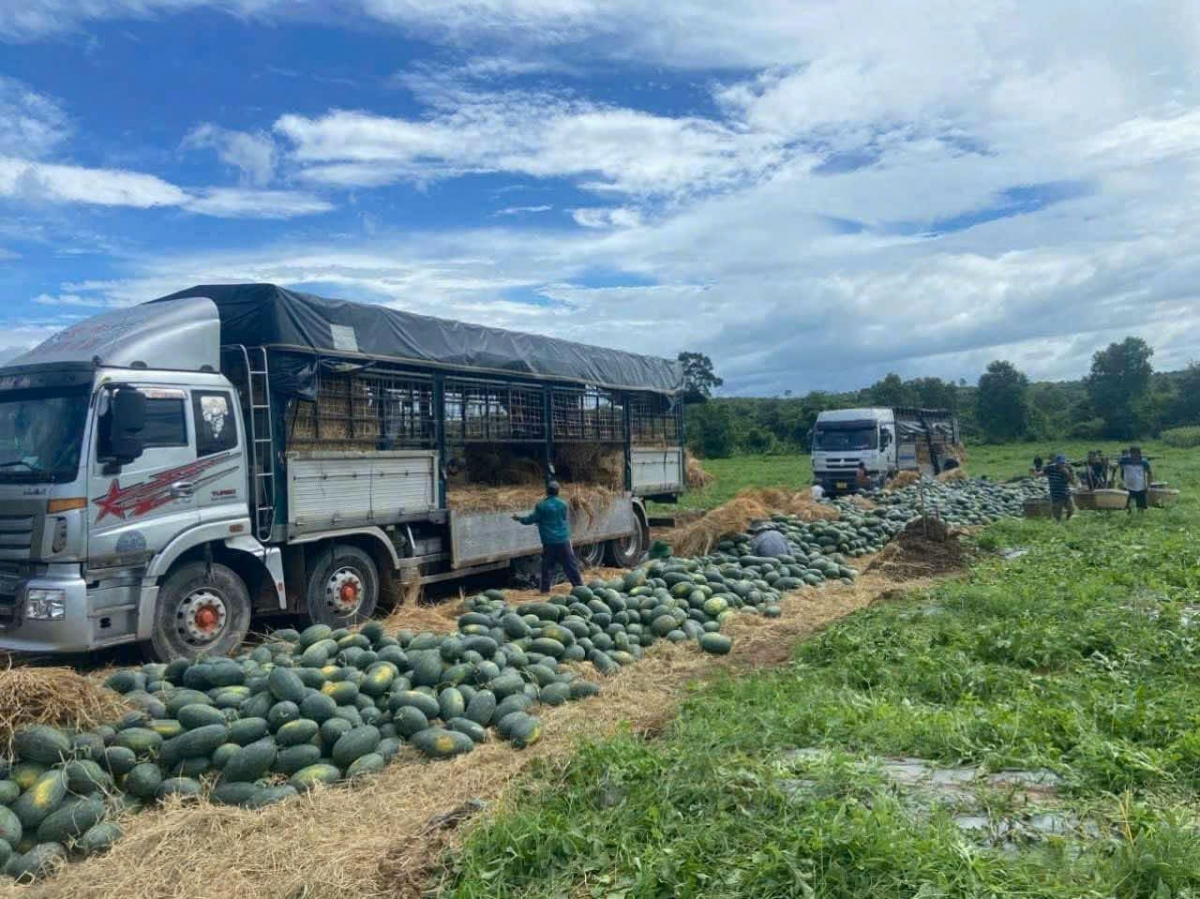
[811, 407, 960, 495]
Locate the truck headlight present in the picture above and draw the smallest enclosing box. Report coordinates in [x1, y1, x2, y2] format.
[24, 589, 66, 621]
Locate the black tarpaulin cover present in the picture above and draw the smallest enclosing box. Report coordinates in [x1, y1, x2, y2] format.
[154, 283, 683, 395]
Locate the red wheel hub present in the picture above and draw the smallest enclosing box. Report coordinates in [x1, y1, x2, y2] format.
[194, 604, 220, 634]
[340, 583, 359, 604]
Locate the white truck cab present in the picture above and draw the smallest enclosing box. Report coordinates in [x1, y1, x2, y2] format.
[0, 299, 281, 658]
[810, 408, 896, 495]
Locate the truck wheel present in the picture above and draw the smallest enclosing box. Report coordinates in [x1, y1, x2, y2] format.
[576, 542, 606, 569]
[605, 522, 647, 568]
[306, 544, 379, 628]
[150, 562, 252, 662]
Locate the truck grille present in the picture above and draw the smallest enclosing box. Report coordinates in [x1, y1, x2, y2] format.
[0, 568, 21, 628]
[0, 516, 33, 561]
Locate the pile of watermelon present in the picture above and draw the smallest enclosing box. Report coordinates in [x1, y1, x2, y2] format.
[0, 476, 1039, 881]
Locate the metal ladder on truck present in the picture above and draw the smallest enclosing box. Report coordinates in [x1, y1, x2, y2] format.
[223, 345, 277, 542]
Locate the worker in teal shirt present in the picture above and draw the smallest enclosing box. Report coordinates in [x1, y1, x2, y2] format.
[513, 481, 583, 593]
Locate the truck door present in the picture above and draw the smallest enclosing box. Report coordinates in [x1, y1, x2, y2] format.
[189, 389, 246, 526]
[88, 387, 200, 567]
[880, 425, 896, 471]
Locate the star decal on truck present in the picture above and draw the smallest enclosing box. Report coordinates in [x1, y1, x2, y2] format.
[92, 452, 239, 522]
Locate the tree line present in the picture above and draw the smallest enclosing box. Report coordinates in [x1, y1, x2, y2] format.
[681, 338, 1200, 458]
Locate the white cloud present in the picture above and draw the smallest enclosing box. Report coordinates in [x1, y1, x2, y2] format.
[494, 205, 552, 216]
[9, 0, 1200, 393]
[0, 76, 71, 158]
[32, 293, 109, 307]
[0, 0, 290, 40]
[0, 157, 332, 218]
[183, 123, 278, 186]
[0, 157, 189, 207]
[183, 188, 334, 218]
[571, 207, 640, 229]
[277, 96, 778, 198]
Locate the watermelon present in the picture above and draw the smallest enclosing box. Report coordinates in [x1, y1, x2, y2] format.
[276, 719, 320, 748]
[699, 633, 732, 655]
[274, 744, 324, 776]
[246, 785, 299, 809]
[411, 728, 474, 759]
[6, 841, 66, 881]
[37, 796, 107, 843]
[12, 726, 70, 766]
[346, 753, 386, 779]
[220, 740, 277, 783]
[331, 726, 381, 768]
[289, 764, 342, 792]
[12, 770, 68, 829]
[77, 821, 123, 857]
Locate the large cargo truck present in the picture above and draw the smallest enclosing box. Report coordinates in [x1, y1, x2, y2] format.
[0, 284, 684, 659]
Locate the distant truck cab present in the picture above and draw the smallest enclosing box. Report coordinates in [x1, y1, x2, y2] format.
[0, 285, 685, 660]
[811, 407, 960, 495]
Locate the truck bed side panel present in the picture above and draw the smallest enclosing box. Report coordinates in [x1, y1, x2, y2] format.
[631, 447, 683, 495]
[286, 451, 438, 535]
[451, 499, 637, 568]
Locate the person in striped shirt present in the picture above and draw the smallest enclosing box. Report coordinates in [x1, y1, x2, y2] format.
[1044, 454, 1076, 521]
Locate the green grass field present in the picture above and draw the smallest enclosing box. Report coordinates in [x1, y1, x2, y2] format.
[441, 444, 1200, 898]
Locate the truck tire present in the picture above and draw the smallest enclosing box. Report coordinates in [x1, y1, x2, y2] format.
[576, 542, 605, 569]
[605, 522, 647, 569]
[306, 544, 379, 628]
[150, 562, 252, 662]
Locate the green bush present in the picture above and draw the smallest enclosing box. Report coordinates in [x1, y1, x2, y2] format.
[1161, 426, 1200, 448]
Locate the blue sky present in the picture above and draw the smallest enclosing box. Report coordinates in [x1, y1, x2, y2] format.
[1, 1, 1199, 394]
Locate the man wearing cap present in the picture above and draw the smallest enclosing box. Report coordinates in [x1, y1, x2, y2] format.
[1119, 446, 1153, 514]
[513, 481, 583, 593]
[1043, 454, 1076, 521]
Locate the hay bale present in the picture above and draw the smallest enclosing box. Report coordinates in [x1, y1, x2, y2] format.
[661, 488, 839, 557]
[0, 666, 129, 756]
[685, 453, 714, 489]
[937, 467, 967, 482]
[554, 445, 624, 490]
[446, 483, 620, 524]
[887, 471, 921, 490]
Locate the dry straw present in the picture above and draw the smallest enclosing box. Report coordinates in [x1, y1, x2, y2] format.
[0, 665, 129, 757]
[887, 470, 921, 490]
[937, 467, 968, 482]
[685, 453, 714, 489]
[661, 488, 839, 558]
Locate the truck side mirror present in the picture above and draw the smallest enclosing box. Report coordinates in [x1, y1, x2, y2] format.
[108, 388, 146, 465]
[881, 430, 893, 448]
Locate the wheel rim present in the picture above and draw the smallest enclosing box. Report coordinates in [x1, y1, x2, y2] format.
[578, 543, 605, 568]
[176, 588, 229, 646]
[614, 529, 644, 563]
[326, 566, 365, 615]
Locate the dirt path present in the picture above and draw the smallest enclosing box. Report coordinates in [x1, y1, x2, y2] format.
[11, 566, 937, 899]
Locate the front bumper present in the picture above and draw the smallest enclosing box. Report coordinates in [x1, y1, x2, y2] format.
[0, 574, 139, 653]
[817, 471, 872, 495]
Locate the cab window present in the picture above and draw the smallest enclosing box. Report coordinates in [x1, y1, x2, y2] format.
[193, 391, 237, 457]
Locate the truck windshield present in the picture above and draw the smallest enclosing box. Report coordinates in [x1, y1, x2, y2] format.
[0, 387, 90, 483]
[813, 425, 878, 452]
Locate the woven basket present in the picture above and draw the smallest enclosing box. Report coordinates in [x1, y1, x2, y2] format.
[1149, 488, 1180, 508]
[1073, 490, 1097, 511]
[1093, 489, 1129, 511]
